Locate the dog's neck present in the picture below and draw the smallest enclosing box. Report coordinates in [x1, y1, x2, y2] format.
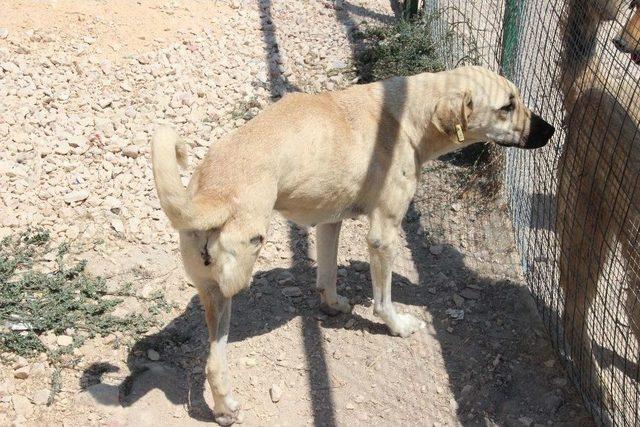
[375, 72, 477, 165]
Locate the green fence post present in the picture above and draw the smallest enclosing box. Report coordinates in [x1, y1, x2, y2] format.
[501, 0, 524, 77]
[403, 0, 420, 19]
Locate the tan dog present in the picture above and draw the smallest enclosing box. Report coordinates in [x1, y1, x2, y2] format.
[151, 65, 554, 425]
[613, 0, 640, 62]
[557, 0, 640, 410]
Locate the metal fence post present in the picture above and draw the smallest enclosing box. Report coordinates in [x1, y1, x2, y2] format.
[501, 0, 524, 77]
[403, 0, 420, 19]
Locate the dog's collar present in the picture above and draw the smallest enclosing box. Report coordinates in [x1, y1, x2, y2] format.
[455, 124, 465, 144]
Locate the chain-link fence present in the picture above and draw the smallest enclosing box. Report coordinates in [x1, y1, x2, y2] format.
[421, 0, 640, 425]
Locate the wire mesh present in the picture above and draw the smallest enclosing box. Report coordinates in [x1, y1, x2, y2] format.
[422, 0, 640, 425]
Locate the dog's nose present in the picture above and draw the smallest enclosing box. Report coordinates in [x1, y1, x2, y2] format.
[613, 37, 628, 53]
[524, 114, 555, 149]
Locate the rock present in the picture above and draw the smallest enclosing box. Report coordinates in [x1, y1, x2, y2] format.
[344, 318, 355, 329]
[1, 62, 19, 73]
[12, 356, 28, 369]
[12, 395, 33, 418]
[240, 357, 257, 367]
[14, 366, 30, 379]
[451, 202, 462, 212]
[110, 218, 125, 233]
[32, 389, 50, 405]
[544, 359, 555, 368]
[345, 402, 355, 410]
[429, 244, 444, 255]
[277, 271, 295, 286]
[281, 287, 302, 297]
[56, 335, 73, 346]
[353, 261, 368, 272]
[122, 145, 140, 158]
[269, 384, 282, 403]
[337, 268, 347, 277]
[460, 288, 480, 300]
[147, 349, 160, 361]
[63, 189, 90, 204]
[445, 308, 464, 320]
[0, 28, 8, 39]
[55, 141, 71, 155]
[30, 363, 47, 378]
[452, 293, 464, 307]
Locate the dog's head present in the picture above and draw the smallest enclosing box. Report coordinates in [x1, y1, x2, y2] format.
[431, 66, 555, 150]
[613, 1, 640, 63]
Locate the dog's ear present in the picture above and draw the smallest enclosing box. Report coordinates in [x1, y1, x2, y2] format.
[431, 91, 473, 142]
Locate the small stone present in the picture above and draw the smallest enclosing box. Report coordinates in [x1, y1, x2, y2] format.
[0, 28, 8, 39]
[12, 395, 33, 418]
[111, 218, 125, 234]
[14, 366, 30, 379]
[460, 288, 480, 300]
[147, 349, 160, 361]
[453, 293, 464, 307]
[345, 402, 355, 410]
[56, 335, 73, 346]
[32, 389, 50, 405]
[344, 318, 355, 329]
[427, 287, 436, 295]
[353, 261, 367, 272]
[269, 384, 282, 403]
[122, 145, 140, 158]
[30, 363, 46, 378]
[445, 308, 464, 320]
[451, 202, 462, 212]
[354, 395, 365, 404]
[63, 188, 90, 204]
[281, 287, 302, 298]
[241, 357, 257, 367]
[544, 359, 555, 368]
[429, 244, 444, 255]
[337, 268, 347, 277]
[278, 271, 295, 286]
[55, 142, 71, 155]
[13, 356, 28, 369]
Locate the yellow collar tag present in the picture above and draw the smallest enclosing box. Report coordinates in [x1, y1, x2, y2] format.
[455, 124, 465, 143]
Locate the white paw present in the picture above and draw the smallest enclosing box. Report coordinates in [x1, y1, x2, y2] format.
[214, 395, 241, 426]
[320, 294, 352, 316]
[388, 313, 426, 338]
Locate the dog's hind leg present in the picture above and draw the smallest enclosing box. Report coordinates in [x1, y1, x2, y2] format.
[368, 209, 425, 337]
[197, 284, 239, 426]
[315, 221, 352, 316]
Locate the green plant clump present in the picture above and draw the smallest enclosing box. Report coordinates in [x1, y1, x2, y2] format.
[355, 15, 449, 83]
[0, 230, 167, 357]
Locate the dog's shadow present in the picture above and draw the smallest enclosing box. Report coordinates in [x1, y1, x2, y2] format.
[80, 227, 569, 424]
[80, 261, 414, 421]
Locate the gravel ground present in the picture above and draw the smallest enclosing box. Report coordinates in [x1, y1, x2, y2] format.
[0, 1, 592, 426]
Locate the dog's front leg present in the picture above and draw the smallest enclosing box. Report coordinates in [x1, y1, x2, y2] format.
[368, 210, 425, 337]
[197, 284, 240, 425]
[316, 221, 352, 315]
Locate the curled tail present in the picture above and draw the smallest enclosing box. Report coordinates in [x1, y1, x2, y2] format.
[151, 126, 230, 230]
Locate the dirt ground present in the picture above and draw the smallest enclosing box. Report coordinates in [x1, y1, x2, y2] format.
[0, 0, 592, 426]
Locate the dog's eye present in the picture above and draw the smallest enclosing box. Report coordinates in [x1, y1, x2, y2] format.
[500, 102, 515, 112]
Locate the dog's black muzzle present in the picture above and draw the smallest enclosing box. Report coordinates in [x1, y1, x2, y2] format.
[522, 113, 555, 149]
